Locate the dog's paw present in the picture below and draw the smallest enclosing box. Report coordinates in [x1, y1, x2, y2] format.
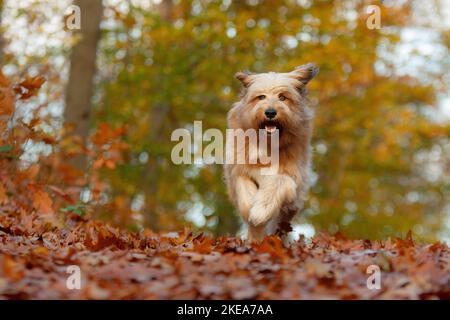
[246, 225, 265, 243]
[248, 202, 273, 227]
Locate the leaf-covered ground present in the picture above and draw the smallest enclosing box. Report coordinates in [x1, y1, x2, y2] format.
[0, 211, 449, 300]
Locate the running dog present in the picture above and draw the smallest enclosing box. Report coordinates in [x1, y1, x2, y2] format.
[224, 63, 318, 243]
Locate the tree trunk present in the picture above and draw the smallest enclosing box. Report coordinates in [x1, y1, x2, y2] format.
[143, 0, 173, 229]
[158, 0, 173, 21]
[64, 0, 103, 171]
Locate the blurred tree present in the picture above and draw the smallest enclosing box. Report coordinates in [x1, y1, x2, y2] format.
[64, 0, 103, 171]
[92, 0, 448, 240]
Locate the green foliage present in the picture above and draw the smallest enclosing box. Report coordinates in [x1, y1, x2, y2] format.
[61, 203, 86, 217]
[0, 145, 13, 153]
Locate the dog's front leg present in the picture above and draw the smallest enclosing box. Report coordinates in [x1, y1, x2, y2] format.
[234, 175, 258, 221]
[248, 175, 297, 227]
[234, 176, 267, 243]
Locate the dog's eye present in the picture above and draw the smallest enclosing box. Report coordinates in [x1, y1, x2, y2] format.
[279, 95, 287, 101]
[257, 95, 266, 100]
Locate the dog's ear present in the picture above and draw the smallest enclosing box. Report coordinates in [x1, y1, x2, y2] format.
[289, 63, 319, 85]
[235, 71, 254, 88]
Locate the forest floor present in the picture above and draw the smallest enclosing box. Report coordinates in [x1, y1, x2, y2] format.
[0, 209, 449, 300]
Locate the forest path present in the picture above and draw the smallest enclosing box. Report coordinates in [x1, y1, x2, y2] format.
[0, 212, 449, 299]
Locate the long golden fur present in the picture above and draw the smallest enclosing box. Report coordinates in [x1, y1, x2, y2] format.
[224, 63, 318, 242]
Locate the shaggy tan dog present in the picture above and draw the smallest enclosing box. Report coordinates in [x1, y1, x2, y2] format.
[224, 63, 318, 243]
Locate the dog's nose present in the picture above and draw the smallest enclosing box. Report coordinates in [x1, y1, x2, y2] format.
[265, 108, 277, 119]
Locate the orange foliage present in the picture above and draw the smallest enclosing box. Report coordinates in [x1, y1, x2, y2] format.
[0, 71, 128, 227]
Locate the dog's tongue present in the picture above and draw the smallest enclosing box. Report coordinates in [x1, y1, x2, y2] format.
[265, 124, 277, 133]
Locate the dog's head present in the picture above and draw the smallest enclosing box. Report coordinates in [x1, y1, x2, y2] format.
[229, 64, 318, 146]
